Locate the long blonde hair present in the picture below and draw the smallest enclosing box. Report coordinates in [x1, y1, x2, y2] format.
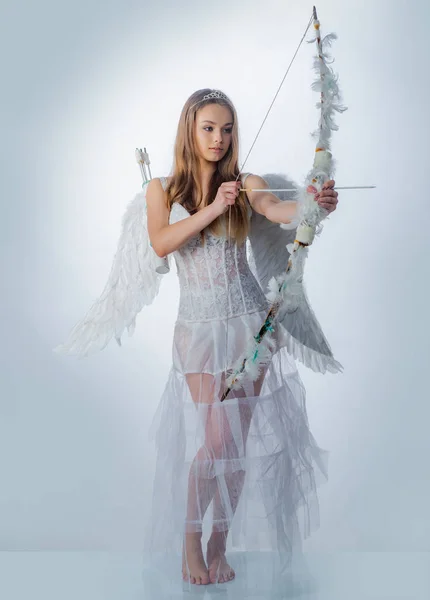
[165, 88, 249, 244]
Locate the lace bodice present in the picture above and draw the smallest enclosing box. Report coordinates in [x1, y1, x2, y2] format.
[167, 196, 268, 323]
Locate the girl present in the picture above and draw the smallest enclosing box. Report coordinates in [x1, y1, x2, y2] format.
[55, 87, 340, 587]
[144, 88, 339, 585]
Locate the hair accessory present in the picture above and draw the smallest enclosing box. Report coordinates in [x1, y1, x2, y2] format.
[201, 90, 228, 101]
[190, 90, 230, 109]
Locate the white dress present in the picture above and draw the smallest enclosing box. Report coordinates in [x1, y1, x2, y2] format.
[54, 172, 342, 587]
[144, 176, 337, 583]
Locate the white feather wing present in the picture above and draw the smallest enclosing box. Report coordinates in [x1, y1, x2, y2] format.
[248, 173, 342, 374]
[53, 184, 167, 357]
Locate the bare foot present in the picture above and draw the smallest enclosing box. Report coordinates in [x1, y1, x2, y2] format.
[206, 532, 235, 584]
[182, 533, 210, 585]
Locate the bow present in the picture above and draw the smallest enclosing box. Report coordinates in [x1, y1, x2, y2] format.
[221, 6, 347, 400]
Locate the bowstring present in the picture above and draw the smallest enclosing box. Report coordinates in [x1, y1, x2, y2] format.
[224, 10, 314, 394]
[235, 11, 314, 182]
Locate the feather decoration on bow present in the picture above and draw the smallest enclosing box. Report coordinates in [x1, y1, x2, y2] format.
[221, 6, 347, 400]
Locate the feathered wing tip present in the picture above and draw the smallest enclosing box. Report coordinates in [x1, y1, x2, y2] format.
[273, 243, 343, 376]
[53, 185, 166, 358]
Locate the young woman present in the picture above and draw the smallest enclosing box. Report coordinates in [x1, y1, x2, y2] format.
[55, 87, 340, 587]
[143, 88, 340, 586]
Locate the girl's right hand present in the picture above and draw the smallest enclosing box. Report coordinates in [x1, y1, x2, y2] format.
[212, 181, 241, 216]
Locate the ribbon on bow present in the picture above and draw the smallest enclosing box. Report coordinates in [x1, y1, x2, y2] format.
[221, 6, 347, 401]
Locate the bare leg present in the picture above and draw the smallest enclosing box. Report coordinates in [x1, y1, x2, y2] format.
[206, 529, 235, 583]
[182, 532, 210, 585]
[206, 369, 268, 583]
[182, 374, 219, 585]
[182, 442, 216, 584]
[206, 471, 245, 583]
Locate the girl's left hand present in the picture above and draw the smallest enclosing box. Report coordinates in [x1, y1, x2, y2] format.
[315, 180, 338, 214]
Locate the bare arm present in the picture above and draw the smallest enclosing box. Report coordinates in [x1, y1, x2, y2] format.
[146, 178, 221, 257]
[244, 174, 298, 224]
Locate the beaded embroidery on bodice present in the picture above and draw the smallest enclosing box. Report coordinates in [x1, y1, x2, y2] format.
[168, 201, 268, 322]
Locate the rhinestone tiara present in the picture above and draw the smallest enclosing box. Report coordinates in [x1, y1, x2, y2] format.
[190, 90, 230, 109]
[201, 91, 228, 101]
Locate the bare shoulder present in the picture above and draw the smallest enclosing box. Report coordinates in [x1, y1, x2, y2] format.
[147, 177, 164, 192]
[147, 177, 167, 202]
[146, 178, 170, 223]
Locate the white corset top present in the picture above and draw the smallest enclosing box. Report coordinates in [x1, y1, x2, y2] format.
[169, 202, 268, 322]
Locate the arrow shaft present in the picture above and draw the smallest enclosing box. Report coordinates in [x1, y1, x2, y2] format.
[240, 185, 375, 192]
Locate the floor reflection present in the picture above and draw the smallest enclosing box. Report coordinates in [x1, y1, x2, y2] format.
[0, 551, 429, 600]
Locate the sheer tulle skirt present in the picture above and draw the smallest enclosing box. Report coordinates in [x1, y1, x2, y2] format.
[144, 313, 328, 585]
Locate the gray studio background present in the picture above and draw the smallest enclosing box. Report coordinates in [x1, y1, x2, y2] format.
[1, 0, 429, 587]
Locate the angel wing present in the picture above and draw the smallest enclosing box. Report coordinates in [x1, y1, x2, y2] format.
[53, 179, 170, 357]
[247, 172, 343, 374]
